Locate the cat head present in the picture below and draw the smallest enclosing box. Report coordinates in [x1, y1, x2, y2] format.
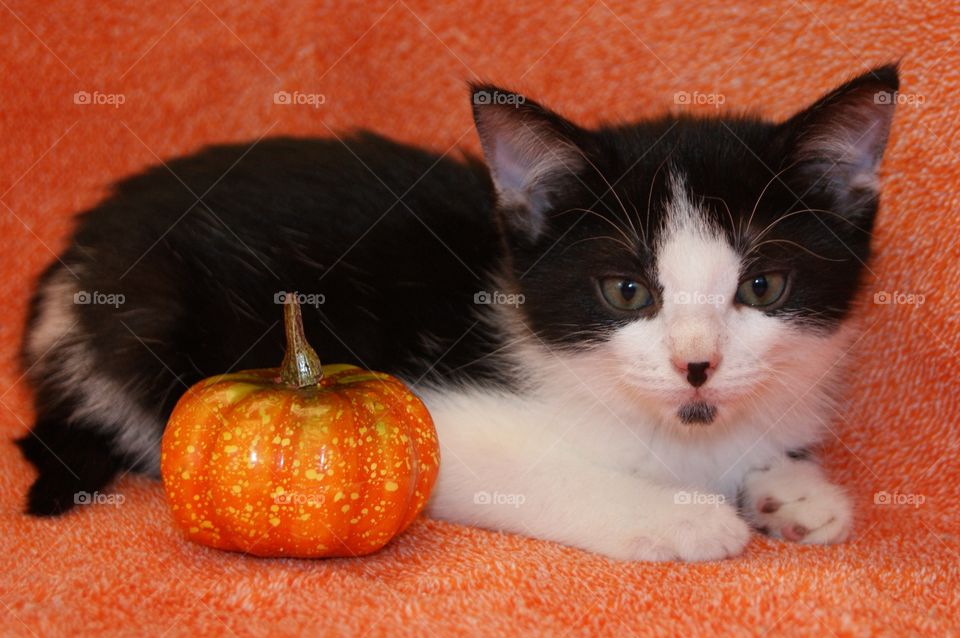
[471, 66, 897, 430]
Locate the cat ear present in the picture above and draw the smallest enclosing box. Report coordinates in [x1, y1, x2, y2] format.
[781, 64, 898, 214]
[470, 85, 585, 239]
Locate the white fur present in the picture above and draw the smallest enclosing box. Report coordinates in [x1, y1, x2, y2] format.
[26, 268, 163, 474]
[424, 172, 856, 561]
[27, 171, 856, 560]
[741, 456, 853, 544]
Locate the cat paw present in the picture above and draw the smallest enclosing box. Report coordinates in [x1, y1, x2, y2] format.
[742, 459, 853, 545]
[626, 499, 751, 562]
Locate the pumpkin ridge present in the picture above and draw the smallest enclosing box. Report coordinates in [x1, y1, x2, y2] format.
[161, 302, 440, 558]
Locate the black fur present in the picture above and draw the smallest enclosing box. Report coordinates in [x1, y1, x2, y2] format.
[473, 64, 898, 348]
[20, 133, 508, 515]
[16, 417, 128, 516]
[65, 133, 504, 386]
[18, 66, 897, 515]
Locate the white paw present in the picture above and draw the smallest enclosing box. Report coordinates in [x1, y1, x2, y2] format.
[624, 499, 751, 562]
[742, 458, 853, 545]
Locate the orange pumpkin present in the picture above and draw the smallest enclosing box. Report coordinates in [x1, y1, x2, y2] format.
[160, 297, 440, 557]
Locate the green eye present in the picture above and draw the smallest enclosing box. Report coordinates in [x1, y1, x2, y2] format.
[599, 278, 653, 311]
[736, 272, 787, 307]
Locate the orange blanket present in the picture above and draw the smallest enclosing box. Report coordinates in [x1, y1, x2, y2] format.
[1, 1, 957, 635]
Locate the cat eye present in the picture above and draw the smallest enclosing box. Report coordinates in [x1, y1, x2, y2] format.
[736, 272, 788, 308]
[599, 277, 654, 311]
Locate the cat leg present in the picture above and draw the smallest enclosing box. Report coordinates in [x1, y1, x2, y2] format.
[424, 393, 750, 561]
[16, 414, 127, 516]
[739, 452, 853, 544]
[428, 445, 749, 561]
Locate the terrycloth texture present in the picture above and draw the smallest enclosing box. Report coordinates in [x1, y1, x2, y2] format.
[1, 1, 958, 635]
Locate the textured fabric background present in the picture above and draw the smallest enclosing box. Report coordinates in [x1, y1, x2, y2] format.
[1, 1, 957, 635]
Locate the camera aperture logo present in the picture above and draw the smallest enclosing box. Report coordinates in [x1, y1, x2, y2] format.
[474, 290, 525, 307]
[473, 491, 525, 508]
[74, 491, 125, 506]
[473, 90, 525, 108]
[274, 90, 326, 108]
[74, 90, 125, 108]
[673, 490, 726, 507]
[275, 291, 325, 308]
[74, 290, 125, 308]
[674, 91, 725, 107]
[674, 290, 725, 307]
[874, 490, 925, 508]
[873, 290, 925, 306]
[874, 91, 925, 106]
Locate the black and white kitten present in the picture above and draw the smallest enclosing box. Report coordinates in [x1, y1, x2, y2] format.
[18, 66, 898, 561]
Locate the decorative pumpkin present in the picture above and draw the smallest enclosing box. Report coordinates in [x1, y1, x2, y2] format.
[160, 296, 440, 557]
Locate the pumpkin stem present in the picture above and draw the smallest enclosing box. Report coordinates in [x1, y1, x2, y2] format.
[280, 294, 323, 387]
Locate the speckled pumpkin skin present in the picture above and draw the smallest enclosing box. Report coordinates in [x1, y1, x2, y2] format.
[161, 364, 439, 557]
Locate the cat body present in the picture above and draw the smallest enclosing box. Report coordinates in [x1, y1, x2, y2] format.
[18, 66, 898, 560]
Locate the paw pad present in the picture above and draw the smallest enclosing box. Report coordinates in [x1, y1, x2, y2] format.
[758, 497, 781, 514]
[781, 524, 808, 541]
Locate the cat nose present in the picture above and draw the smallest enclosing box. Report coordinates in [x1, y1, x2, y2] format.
[685, 362, 711, 387]
[672, 359, 717, 388]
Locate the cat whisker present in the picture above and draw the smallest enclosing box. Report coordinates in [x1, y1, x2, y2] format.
[446, 330, 537, 373]
[646, 151, 673, 244]
[750, 207, 863, 245]
[564, 234, 640, 254]
[554, 207, 639, 252]
[568, 144, 643, 246]
[622, 191, 647, 247]
[750, 238, 846, 262]
[700, 194, 743, 252]
[745, 158, 804, 236]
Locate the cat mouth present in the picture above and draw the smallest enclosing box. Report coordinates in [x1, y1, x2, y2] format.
[677, 401, 718, 425]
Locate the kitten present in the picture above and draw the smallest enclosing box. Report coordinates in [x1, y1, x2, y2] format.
[17, 65, 898, 561]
